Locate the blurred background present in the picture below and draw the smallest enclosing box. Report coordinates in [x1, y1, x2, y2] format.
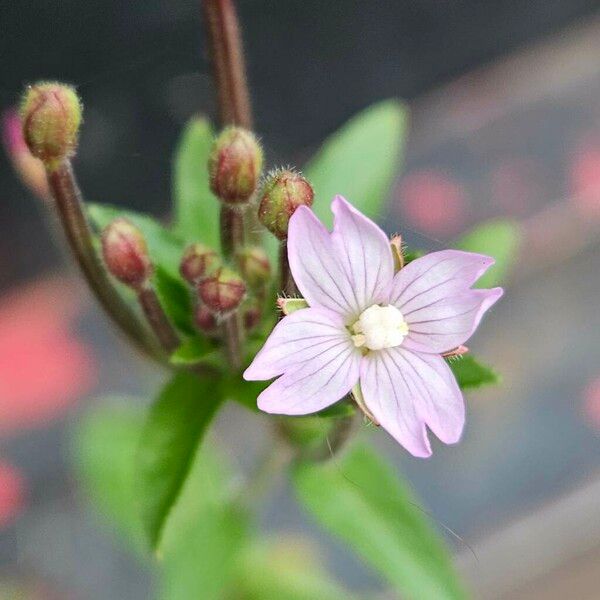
[1, 1, 600, 598]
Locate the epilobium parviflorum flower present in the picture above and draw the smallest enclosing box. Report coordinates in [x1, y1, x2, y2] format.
[245, 195, 503, 457]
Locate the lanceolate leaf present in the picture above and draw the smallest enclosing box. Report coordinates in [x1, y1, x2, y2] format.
[159, 442, 248, 600]
[172, 117, 220, 249]
[305, 100, 408, 224]
[293, 442, 466, 600]
[72, 401, 147, 555]
[455, 218, 521, 288]
[449, 354, 500, 389]
[135, 372, 225, 550]
[88, 203, 185, 279]
[232, 538, 357, 600]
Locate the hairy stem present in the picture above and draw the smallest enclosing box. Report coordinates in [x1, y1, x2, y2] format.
[137, 286, 181, 354]
[47, 161, 158, 358]
[219, 204, 245, 257]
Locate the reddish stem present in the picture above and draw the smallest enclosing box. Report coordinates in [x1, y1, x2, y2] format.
[202, 0, 253, 128]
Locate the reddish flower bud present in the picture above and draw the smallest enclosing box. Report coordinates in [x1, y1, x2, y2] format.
[235, 246, 271, 287]
[20, 82, 82, 169]
[208, 127, 263, 204]
[197, 267, 246, 315]
[258, 169, 314, 239]
[101, 218, 152, 289]
[194, 303, 219, 335]
[179, 243, 220, 284]
[243, 301, 262, 331]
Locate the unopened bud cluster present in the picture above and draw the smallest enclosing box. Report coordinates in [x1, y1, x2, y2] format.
[102, 218, 152, 289]
[208, 127, 263, 204]
[235, 246, 270, 288]
[258, 169, 314, 239]
[198, 267, 247, 315]
[20, 82, 82, 168]
[180, 243, 220, 284]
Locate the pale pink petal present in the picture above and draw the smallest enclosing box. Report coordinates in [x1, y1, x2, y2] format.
[403, 288, 503, 354]
[331, 195, 394, 312]
[287, 206, 360, 318]
[360, 348, 465, 456]
[244, 307, 350, 380]
[392, 349, 465, 445]
[256, 341, 361, 415]
[388, 249, 501, 353]
[360, 350, 432, 457]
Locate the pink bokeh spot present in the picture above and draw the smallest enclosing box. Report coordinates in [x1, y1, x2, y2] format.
[0, 278, 97, 433]
[397, 169, 467, 236]
[582, 376, 600, 432]
[0, 461, 26, 528]
[570, 135, 600, 219]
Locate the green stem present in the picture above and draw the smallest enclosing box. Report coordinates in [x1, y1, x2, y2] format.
[47, 160, 158, 359]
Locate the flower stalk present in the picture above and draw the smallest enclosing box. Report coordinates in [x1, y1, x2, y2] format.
[203, 0, 259, 369]
[48, 161, 157, 358]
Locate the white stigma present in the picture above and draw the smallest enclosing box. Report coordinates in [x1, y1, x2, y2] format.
[351, 304, 409, 351]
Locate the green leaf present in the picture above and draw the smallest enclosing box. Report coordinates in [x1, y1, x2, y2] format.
[454, 219, 521, 288]
[170, 335, 217, 366]
[172, 117, 220, 248]
[153, 265, 195, 337]
[293, 442, 466, 600]
[224, 377, 267, 412]
[88, 203, 185, 279]
[72, 400, 147, 555]
[449, 354, 500, 389]
[233, 537, 357, 600]
[159, 441, 248, 600]
[135, 372, 225, 550]
[305, 100, 408, 224]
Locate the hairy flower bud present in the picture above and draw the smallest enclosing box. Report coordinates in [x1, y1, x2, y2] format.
[2, 109, 50, 200]
[197, 267, 246, 314]
[180, 243, 220, 284]
[101, 218, 152, 289]
[235, 246, 271, 287]
[258, 169, 314, 239]
[194, 303, 219, 335]
[20, 82, 82, 168]
[208, 127, 263, 204]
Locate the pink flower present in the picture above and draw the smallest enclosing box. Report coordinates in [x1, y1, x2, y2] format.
[244, 196, 502, 457]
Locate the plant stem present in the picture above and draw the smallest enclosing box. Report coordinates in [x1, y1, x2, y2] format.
[202, 0, 252, 128]
[219, 204, 245, 257]
[137, 285, 181, 354]
[47, 160, 158, 358]
[203, 0, 253, 369]
[279, 244, 297, 297]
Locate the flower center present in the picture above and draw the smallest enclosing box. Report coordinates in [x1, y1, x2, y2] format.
[351, 304, 409, 351]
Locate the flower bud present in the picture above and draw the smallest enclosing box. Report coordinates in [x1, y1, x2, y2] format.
[197, 267, 246, 315]
[179, 243, 220, 284]
[235, 246, 271, 287]
[20, 82, 82, 168]
[194, 303, 219, 335]
[208, 127, 263, 204]
[2, 109, 50, 200]
[243, 301, 261, 331]
[101, 218, 152, 289]
[258, 169, 314, 239]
